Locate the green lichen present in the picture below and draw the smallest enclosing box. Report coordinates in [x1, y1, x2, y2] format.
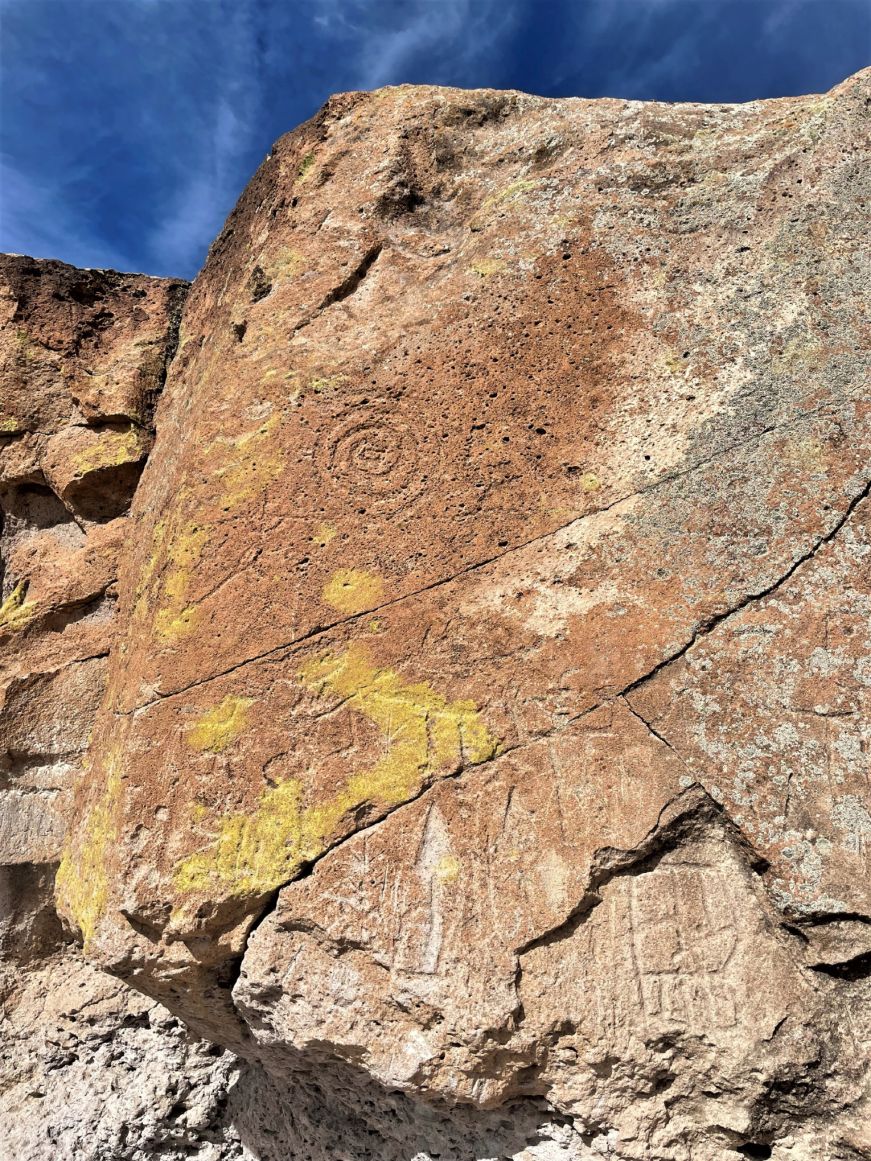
[174, 643, 499, 898]
[296, 152, 316, 182]
[14, 328, 35, 360]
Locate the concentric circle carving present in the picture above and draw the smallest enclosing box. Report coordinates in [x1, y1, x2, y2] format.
[316, 408, 424, 513]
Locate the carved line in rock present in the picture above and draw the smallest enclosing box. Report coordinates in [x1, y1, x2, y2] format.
[222, 480, 871, 994]
[116, 394, 858, 716]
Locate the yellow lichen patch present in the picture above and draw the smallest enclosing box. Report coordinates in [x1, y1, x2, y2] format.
[771, 337, 825, 377]
[175, 778, 311, 898]
[132, 518, 168, 625]
[0, 415, 21, 433]
[579, 472, 601, 493]
[309, 374, 347, 394]
[322, 568, 384, 615]
[174, 645, 499, 898]
[780, 434, 828, 473]
[299, 644, 499, 808]
[0, 580, 36, 631]
[285, 370, 347, 400]
[663, 352, 688, 375]
[214, 416, 285, 509]
[313, 522, 338, 548]
[470, 178, 540, 230]
[187, 696, 255, 753]
[71, 426, 145, 476]
[55, 753, 121, 947]
[435, 853, 461, 883]
[468, 258, 507, 277]
[153, 522, 209, 642]
[264, 248, 307, 283]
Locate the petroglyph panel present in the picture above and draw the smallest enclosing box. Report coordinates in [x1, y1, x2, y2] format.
[518, 834, 822, 1123]
[629, 866, 739, 1030]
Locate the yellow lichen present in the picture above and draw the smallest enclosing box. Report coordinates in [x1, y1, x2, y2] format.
[137, 419, 285, 642]
[55, 753, 121, 947]
[264, 248, 307, 282]
[0, 580, 36, 631]
[153, 522, 209, 641]
[285, 370, 347, 400]
[435, 853, 461, 883]
[322, 568, 384, 615]
[313, 522, 338, 548]
[470, 178, 540, 230]
[214, 416, 284, 509]
[0, 416, 21, 433]
[468, 258, 507, 277]
[309, 374, 347, 394]
[174, 644, 499, 898]
[187, 696, 255, 753]
[579, 472, 601, 493]
[71, 427, 144, 476]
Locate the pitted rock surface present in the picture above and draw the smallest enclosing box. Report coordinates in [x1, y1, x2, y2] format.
[52, 70, 871, 1159]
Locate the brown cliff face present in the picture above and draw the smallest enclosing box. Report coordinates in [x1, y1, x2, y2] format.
[0, 258, 246, 1159]
[0, 256, 187, 863]
[49, 69, 871, 1159]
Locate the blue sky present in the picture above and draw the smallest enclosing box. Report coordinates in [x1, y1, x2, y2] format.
[1, 0, 868, 280]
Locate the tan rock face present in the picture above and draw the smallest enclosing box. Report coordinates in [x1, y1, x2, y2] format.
[57, 71, 871, 1158]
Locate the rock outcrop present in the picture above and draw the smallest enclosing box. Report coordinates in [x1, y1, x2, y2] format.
[5, 68, 870, 1160]
[0, 256, 244, 1159]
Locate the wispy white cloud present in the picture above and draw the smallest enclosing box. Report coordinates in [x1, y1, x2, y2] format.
[0, 0, 864, 279]
[311, 0, 518, 90]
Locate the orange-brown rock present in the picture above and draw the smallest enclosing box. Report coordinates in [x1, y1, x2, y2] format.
[0, 258, 246, 1160]
[55, 70, 871, 1159]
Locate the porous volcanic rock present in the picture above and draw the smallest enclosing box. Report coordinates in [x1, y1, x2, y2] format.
[0, 256, 245, 1159]
[59, 70, 871, 1159]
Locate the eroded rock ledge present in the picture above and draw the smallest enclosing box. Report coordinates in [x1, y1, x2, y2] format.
[7, 68, 871, 1160]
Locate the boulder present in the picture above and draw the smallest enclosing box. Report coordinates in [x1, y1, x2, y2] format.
[50, 68, 871, 1158]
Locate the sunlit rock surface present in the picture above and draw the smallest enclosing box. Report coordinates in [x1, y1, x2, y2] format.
[9, 67, 871, 1160]
[0, 256, 245, 1159]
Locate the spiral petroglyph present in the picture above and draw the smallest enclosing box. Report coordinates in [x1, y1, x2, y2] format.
[317, 407, 425, 513]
